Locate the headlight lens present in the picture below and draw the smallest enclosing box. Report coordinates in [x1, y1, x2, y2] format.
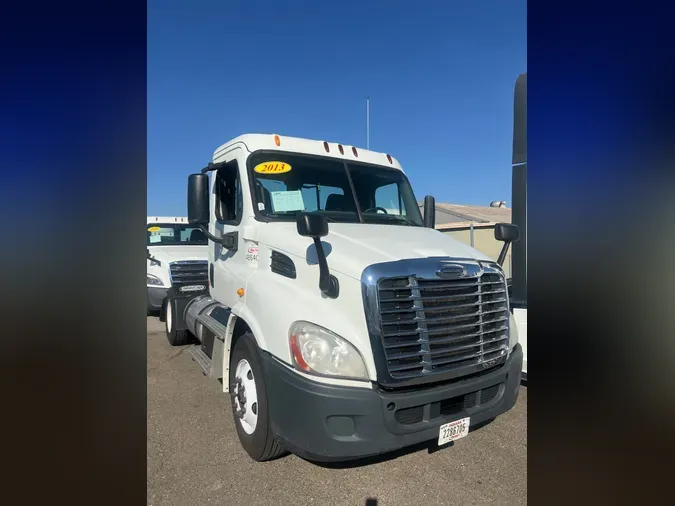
[147, 274, 164, 286]
[289, 321, 368, 380]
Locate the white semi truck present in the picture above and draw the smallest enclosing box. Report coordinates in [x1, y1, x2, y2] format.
[164, 133, 523, 462]
[146, 216, 209, 315]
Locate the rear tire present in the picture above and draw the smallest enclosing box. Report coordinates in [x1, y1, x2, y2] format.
[165, 299, 189, 346]
[230, 332, 286, 462]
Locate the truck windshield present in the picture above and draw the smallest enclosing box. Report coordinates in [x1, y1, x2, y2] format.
[147, 223, 207, 246]
[248, 152, 423, 226]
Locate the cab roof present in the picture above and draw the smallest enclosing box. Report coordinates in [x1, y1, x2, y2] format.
[212, 133, 403, 172]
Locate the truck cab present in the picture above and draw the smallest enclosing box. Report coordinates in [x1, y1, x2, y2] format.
[165, 134, 523, 462]
[146, 216, 208, 315]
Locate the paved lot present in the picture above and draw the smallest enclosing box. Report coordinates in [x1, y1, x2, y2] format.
[148, 317, 527, 506]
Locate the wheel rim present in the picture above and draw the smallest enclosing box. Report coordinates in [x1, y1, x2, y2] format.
[233, 359, 258, 434]
[166, 304, 172, 332]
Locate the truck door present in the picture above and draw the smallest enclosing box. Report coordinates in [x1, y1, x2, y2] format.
[210, 153, 246, 309]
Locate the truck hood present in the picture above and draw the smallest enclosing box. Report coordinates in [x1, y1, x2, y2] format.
[147, 245, 208, 262]
[258, 222, 492, 280]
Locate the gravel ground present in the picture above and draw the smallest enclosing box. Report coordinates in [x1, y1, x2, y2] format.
[148, 317, 527, 506]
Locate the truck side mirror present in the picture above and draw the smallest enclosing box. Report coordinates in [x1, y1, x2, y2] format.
[188, 173, 210, 225]
[494, 223, 520, 243]
[494, 223, 519, 266]
[186, 172, 238, 250]
[296, 212, 338, 298]
[423, 195, 435, 229]
[296, 212, 328, 238]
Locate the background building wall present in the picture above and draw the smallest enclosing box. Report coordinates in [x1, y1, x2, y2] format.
[442, 226, 512, 278]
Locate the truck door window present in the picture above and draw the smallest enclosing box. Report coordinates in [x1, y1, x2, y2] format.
[215, 161, 243, 224]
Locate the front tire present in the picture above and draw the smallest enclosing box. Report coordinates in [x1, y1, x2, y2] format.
[165, 299, 189, 346]
[230, 333, 286, 462]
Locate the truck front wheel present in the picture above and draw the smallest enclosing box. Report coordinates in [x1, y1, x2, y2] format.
[229, 332, 286, 462]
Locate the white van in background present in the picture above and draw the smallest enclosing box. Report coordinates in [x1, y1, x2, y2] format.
[146, 217, 209, 315]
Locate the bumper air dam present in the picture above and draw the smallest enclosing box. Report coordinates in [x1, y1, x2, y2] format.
[262, 344, 523, 462]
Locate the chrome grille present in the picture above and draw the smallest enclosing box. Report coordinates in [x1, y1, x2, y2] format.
[376, 265, 509, 381]
[169, 261, 208, 291]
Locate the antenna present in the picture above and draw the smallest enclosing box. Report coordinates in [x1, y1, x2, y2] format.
[366, 96, 370, 149]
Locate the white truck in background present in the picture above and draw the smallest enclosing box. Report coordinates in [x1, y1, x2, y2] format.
[146, 216, 209, 315]
[163, 133, 523, 463]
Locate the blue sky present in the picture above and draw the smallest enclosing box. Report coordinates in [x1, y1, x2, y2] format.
[148, 0, 526, 215]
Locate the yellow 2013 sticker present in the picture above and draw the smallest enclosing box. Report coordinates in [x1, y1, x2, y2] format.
[254, 161, 292, 174]
[148, 226, 161, 232]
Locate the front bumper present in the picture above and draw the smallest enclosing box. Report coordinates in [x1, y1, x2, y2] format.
[262, 344, 523, 462]
[147, 286, 168, 311]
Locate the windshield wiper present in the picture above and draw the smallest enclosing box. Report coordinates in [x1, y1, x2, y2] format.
[365, 215, 418, 226]
[398, 217, 420, 226]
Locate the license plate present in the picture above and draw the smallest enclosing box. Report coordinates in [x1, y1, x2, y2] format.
[438, 417, 470, 446]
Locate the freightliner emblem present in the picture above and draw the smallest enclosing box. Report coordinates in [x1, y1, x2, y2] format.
[435, 263, 467, 279]
[180, 285, 206, 293]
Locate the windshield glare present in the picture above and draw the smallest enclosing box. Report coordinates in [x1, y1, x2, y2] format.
[249, 153, 423, 226]
[147, 224, 207, 246]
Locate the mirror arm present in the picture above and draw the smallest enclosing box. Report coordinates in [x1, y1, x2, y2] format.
[147, 250, 161, 266]
[312, 237, 339, 298]
[497, 241, 511, 266]
[198, 224, 224, 246]
[198, 225, 238, 251]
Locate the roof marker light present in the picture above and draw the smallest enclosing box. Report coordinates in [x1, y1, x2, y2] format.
[386, 154, 393, 164]
[274, 134, 281, 146]
[352, 147, 358, 157]
[323, 141, 330, 153]
[338, 144, 344, 155]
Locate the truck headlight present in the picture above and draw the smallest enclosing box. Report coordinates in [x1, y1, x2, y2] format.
[147, 274, 164, 287]
[289, 321, 368, 380]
